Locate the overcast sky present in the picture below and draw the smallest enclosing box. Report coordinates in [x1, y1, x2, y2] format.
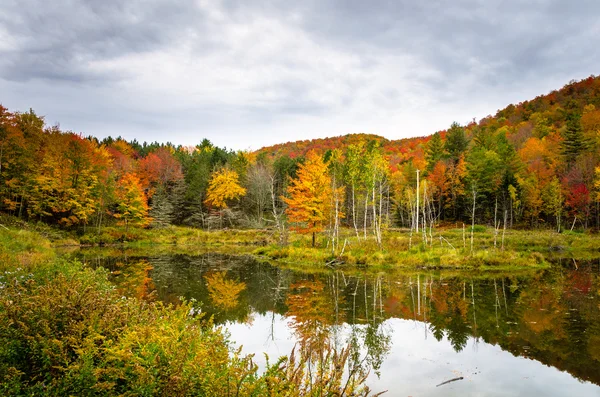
[1, 0, 599, 150]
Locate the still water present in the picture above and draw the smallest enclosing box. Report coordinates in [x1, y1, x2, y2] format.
[79, 251, 600, 396]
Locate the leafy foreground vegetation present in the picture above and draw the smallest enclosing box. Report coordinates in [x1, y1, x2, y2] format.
[0, 229, 381, 396]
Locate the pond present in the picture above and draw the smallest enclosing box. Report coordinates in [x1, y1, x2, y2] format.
[78, 250, 600, 396]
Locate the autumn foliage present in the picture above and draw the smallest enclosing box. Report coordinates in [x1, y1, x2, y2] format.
[204, 168, 246, 209]
[1, 75, 600, 233]
[284, 151, 337, 246]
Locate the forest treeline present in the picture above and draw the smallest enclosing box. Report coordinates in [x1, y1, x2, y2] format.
[1, 75, 600, 237]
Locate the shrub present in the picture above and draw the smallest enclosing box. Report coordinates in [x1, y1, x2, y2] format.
[469, 225, 487, 233]
[0, 230, 377, 396]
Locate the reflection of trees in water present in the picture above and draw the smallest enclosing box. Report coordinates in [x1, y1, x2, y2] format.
[286, 279, 334, 354]
[285, 272, 393, 380]
[81, 250, 600, 386]
[309, 267, 600, 385]
[204, 272, 246, 310]
[357, 274, 392, 377]
[97, 259, 156, 301]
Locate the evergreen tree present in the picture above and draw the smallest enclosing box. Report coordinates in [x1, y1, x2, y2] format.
[150, 186, 175, 228]
[561, 110, 585, 166]
[445, 122, 468, 164]
[425, 132, 444, 172]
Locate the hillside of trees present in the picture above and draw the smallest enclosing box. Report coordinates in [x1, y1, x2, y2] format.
[1, 75, 600, 236]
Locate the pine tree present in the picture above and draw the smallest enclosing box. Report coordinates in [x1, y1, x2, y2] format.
[425, 132, 444, 172]
[445, 122, 468, 164]
[150, 186, 174, 228]
[561, 110, 585, 165]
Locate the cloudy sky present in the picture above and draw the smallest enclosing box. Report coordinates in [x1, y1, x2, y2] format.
[1, 0, 599, 150]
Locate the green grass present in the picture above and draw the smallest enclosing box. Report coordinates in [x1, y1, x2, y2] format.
[0, 228, 55, 273]
[253, 226, 599, 271]
[78, 225, 272, 247]
[3, 213, 598, 271]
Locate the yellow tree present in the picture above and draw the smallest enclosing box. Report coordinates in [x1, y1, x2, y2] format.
[114, 172, 149, 231]
[204, 168, 246, 209]
[284, 150, 335, 247]
[204, 272, 246, 310]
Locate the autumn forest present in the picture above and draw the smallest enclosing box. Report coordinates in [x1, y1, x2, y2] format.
[2, 76, 600, 238]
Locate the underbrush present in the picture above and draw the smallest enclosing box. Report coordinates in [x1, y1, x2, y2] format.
[0, 229, 55, 273]
[0, 227, 377, 396]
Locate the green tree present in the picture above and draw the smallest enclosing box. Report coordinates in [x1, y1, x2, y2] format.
[542, 177, 563, 231]
[445, 122, 468, 164]
[344, 142, 366, 238]
[425, 132, 444, 173]
[561, 104, 585, 166]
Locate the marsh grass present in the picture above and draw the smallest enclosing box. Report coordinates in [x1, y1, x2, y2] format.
[78, 225, 272, 247]
[3, 213, 597, 271]
[254, 226, 598, 271]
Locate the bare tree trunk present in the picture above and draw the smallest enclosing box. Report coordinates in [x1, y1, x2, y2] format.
[363, 193, 369, 240]
[18, 193, 24, 219]
[270, 175, 287, 246]
[557, 206, 562, 233]
[494, 197, 498, 249]
[470, 186, 477, 255]
[352, 184, 359, 239]
[97, 206, 103, 235]
[426, 188, 435, 247]
[372, 184, 377, 240]
[416, 169, 420, 233]
[422, 182, 430, 245]
[386, 184, 390, 227]
[331, 175, 341, 255]
[373, 179, 383, 248]
[502, 210, 507, 250]
[510, 195, 513, 228]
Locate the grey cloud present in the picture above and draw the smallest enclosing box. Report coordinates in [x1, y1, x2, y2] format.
[1, 0, 599, 149]
[283, 0, 600, 88]
[0, 0, 208, 82]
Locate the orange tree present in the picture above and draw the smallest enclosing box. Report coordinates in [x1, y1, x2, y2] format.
[284, 150, 334, 247]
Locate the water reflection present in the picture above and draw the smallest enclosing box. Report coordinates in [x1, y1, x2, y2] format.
[78, 251, 600, 395]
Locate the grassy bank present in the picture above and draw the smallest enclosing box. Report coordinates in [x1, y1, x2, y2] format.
[0, 228, 375, 396]
[254, 226, 599, 271]
[0, 214, 271, 247]
[2, 214, 597, 271]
